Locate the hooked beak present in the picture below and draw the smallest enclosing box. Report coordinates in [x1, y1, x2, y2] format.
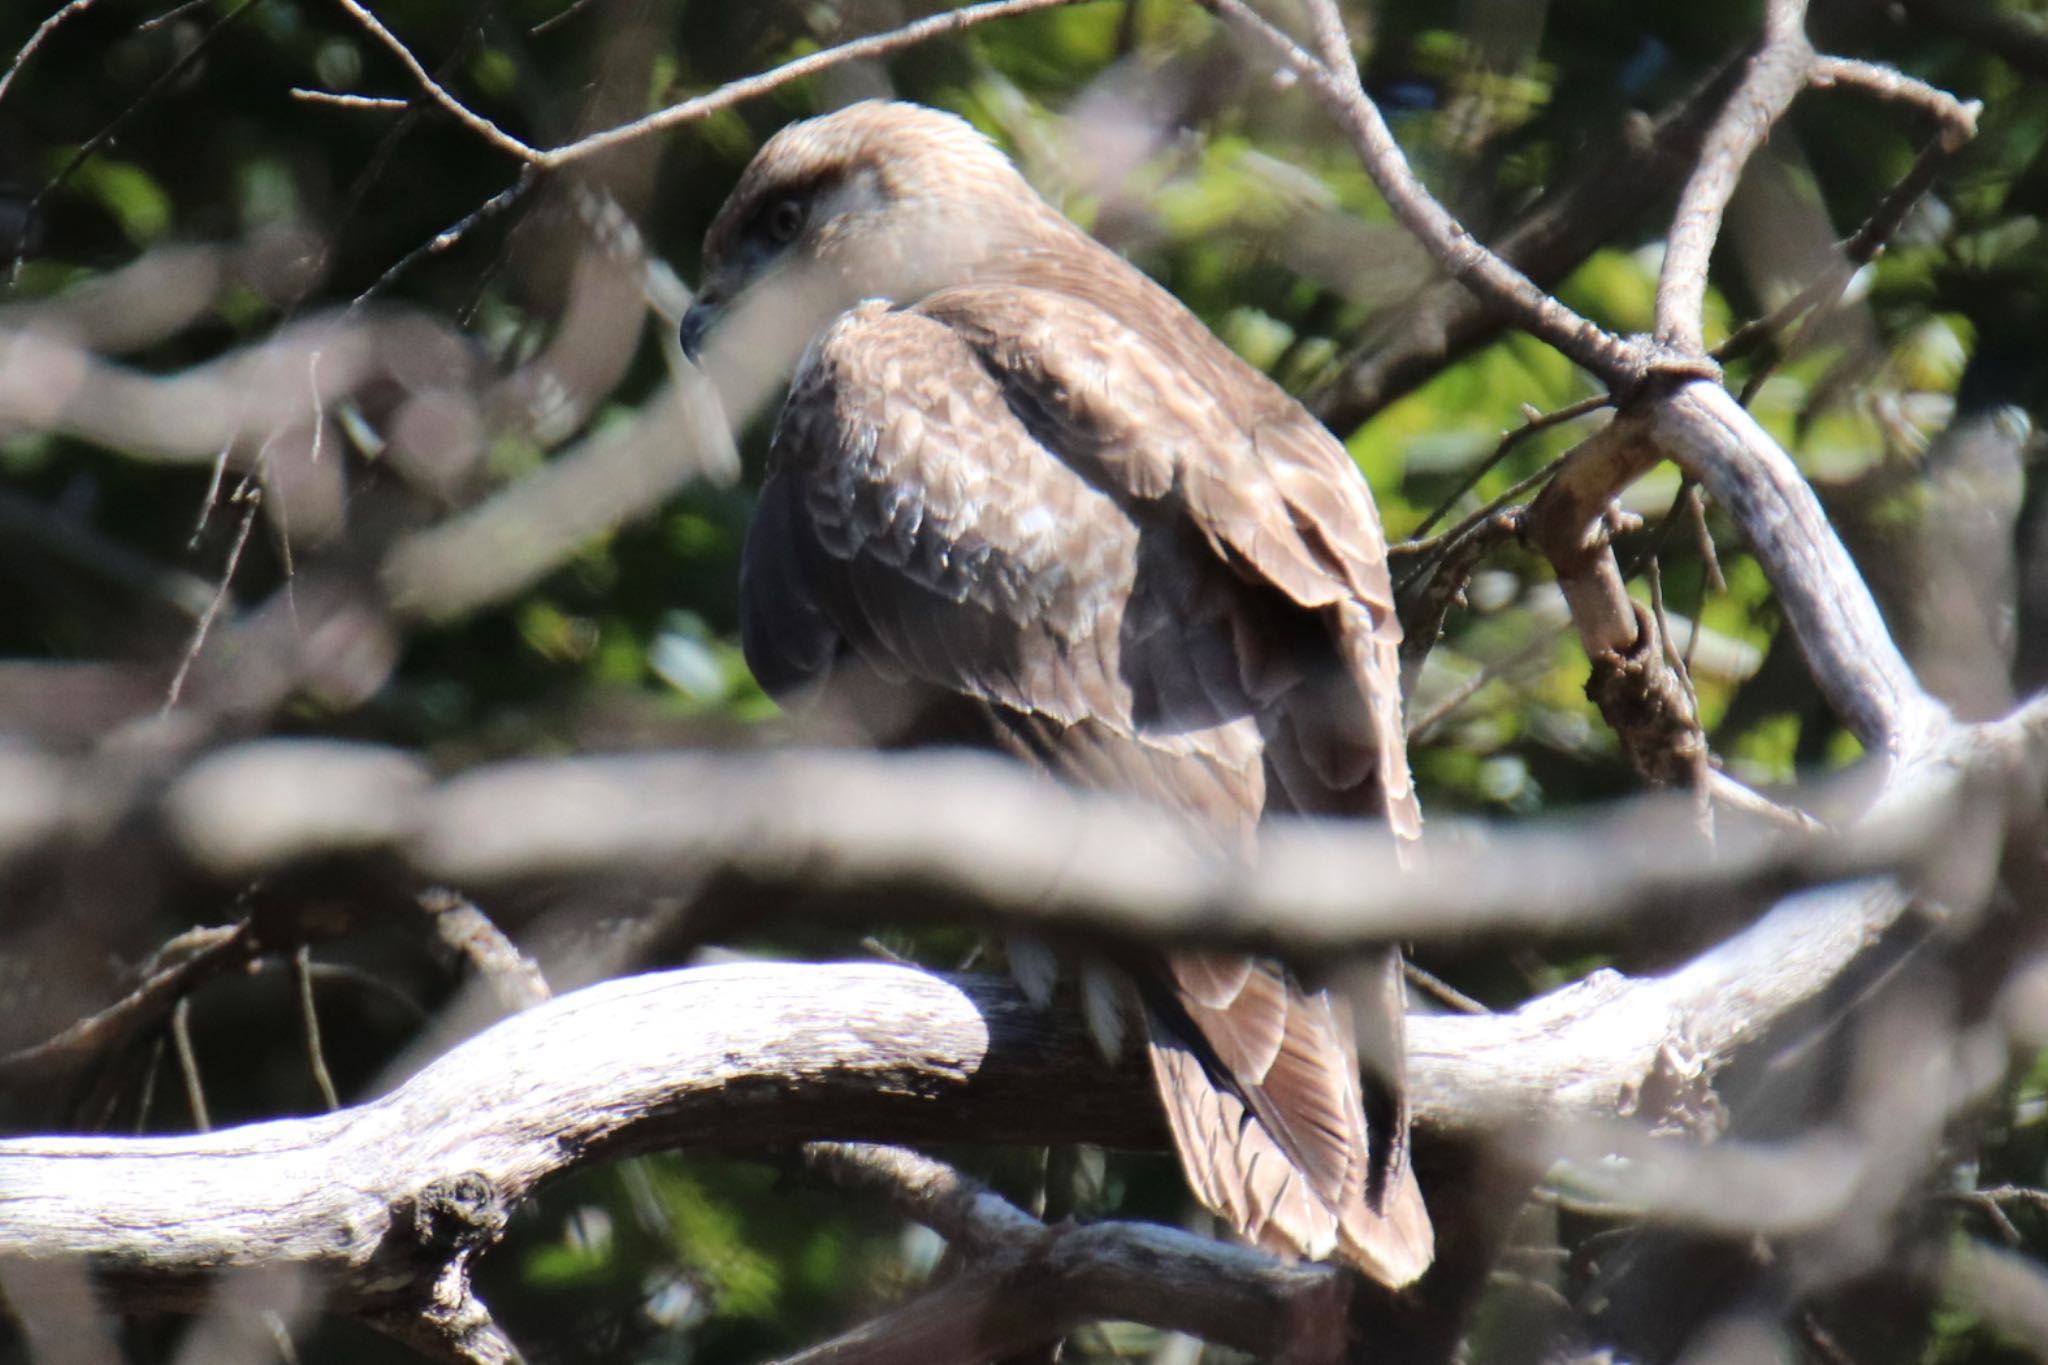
[679, 291, 723, 363]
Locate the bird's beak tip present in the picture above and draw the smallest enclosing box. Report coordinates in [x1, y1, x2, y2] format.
[679, 298, 719, 363]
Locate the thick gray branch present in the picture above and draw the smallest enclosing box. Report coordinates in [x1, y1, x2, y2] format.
[1650, 382, 1951, 755]
[0, 966, 1144, 1312]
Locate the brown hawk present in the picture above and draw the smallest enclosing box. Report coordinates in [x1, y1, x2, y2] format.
[681, 100, 1432, 1287]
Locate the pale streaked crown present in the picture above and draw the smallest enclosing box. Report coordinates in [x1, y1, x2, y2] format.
[685, 102, 1067, 381]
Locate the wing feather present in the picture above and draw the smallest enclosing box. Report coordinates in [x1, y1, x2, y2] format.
[919, 281, 1416, 830]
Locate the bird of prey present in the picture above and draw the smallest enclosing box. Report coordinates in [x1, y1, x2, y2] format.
[681, 100, 1432, 1287]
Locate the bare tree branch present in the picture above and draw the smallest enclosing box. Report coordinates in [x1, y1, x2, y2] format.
[1808, 56, 1980, 148]
[331, 0, 1105, 170]
[35, 717, 1981, 954]
[1201, 0, 1636, 384]
[1312, 52, 1746, 429]
[787, 1143, 1349, 1364]
[0, 929, 1998, 1350]
[419, 891, 552, 1012]
[1649, 383, 1952, 753]
[0, 923, 254, 1085]
[1656, 0, 1814, 353]
[328, 0, 541, 163]
[0, 0, 104, 106]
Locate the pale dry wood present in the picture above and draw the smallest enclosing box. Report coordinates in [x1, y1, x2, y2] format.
[1649, 382, 1951, 755]
[0, 968, 1143, 1299]
[0, 848, 1978, 1311]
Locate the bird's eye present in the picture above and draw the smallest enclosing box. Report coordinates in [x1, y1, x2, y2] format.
[763, 197, 805, 245]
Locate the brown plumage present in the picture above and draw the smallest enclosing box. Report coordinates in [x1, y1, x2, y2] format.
[682, 100, 1432, 1287]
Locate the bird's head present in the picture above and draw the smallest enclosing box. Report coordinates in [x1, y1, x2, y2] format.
[680, 101, 1047, 379]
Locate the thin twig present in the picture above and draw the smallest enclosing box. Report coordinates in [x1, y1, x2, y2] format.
[330, 0, 540, 162]
[0, 924, 254, 1083]
[1682, 484, 1720, 675]
[1703, 770, 1824, 834]
[1645, 555, 1711, 821]
[163, 479, 261, 714]
[1404, 394, 1611, 544]
[530, 0, 607, 37]
[332, 0, 1103, 170]
[294, 946, 342, 1112]
[1396, 458, 1557, 589]
[350, 166, 540, 308]
[1943, 1190, 2026, 1247]
[289, 89, 411, 110]
[1810, 56, 1980, 149]
[542, 0, 1099, 167]
[1406, 626, 1566, 740]
[1403, 960, 1490, 1016]
[1718, 130, 1963, 399]
[7, 0, 266, 281]
[1686, 483, 1726, 594]
[279, 0, 495, 323]
[132, 1035, 164, 1135]
[170, 997, 210, 1132]
[420, 890, 552, 1012]
[0, 0, 104, 106]
[1398, 507, 1524, 675]
[136, 0, 212, 32]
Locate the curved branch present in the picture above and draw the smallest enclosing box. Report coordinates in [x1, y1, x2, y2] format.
[786, 1144, 1348, 1364]
[1199, 0, 1635, 385]
[1650, 382, 1950, 754]
[0, 967, 1149, 1301]
[330, 0, 1104, 170]
[1656, 0, 1814, 351]
[0, 915, 1909, 1280]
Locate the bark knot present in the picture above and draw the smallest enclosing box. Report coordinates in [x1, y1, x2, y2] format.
[412, 1171, 507, 1251]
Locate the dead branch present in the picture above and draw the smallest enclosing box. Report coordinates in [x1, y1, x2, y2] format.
[1648, 383, 1952, 753]
[1313, 54, 1745, 429]
[1656, 0, 1815, 353]
[0, 716, 1965, 951]
[0, 933, 1985, 1350]
[1808, 57, 1981, 146]
[787, 1144, 1348, 1364]
[0, 923, 254, 1084]
[0, 968, 1151, 1329]
[332, 0, 1101, 170]
[418, 891, 552, 1012]
[1202, 0, 1636, 383]
[2, 686, 2040, 1122]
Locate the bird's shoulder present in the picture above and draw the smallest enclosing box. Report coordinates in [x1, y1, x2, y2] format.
[910, 269, 1398, 624]
[770, 298, 1132, 622]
